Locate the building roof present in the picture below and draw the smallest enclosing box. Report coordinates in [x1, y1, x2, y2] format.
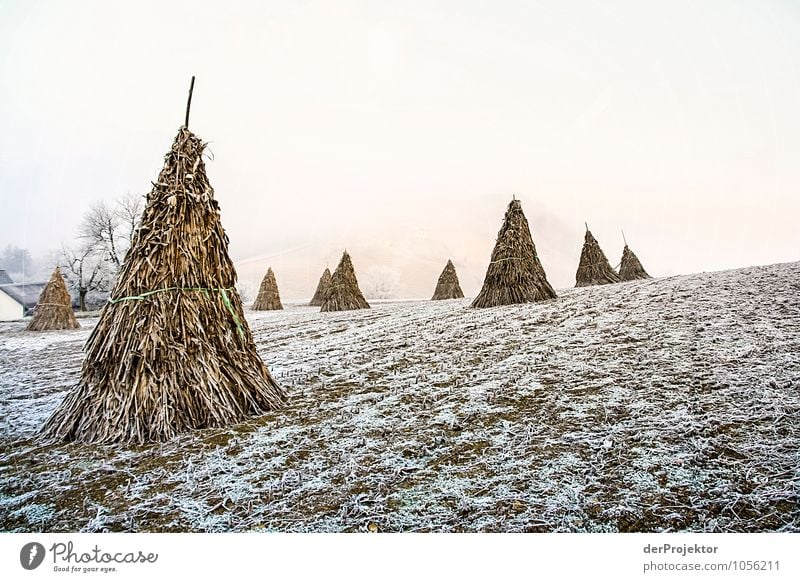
[0, 270, 12, 285]
[0, 282, 47, 310]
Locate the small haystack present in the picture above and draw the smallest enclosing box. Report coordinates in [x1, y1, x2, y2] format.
[619, 236, 651, 281]
[26, 267, 80, 331]
[472, 198, 556, 308]
[252, 267, 283, 310]
[41, 79, 286, 443]
[575, 225, 620, 287]
[431, 259, 464, 300]
[309, 267, 332, 306]
[320, 251, 370, 312]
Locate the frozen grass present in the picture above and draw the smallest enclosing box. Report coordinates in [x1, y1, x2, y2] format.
[1, 262, 798, 532]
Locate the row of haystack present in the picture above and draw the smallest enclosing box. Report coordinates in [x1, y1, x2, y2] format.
[252, 250, 371, 314]
[302, 199, 647, 309]
[32, 223, 646, 325]
[574, 226, 650, 287]
[28, 198, 650, 328]
[469, 198, 650, 308]
[256, 253, 465, 312]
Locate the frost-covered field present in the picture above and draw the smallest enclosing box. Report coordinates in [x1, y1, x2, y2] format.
[1, 262, 799, 532]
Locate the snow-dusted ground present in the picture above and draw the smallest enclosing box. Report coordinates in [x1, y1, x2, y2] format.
[1, 262, 798, 532]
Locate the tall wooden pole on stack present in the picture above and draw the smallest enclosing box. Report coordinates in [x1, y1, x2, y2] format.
[184, 76, 195, 128]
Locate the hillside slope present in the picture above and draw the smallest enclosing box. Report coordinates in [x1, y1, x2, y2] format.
[1, 262, 798, 532]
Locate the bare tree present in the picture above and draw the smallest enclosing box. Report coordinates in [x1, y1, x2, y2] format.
[61, 193, 144, 311]
[79, 193, 144, 277]
[117, 192, 144, 247]
[80, 202, 123, 269]
[61, 243, 110, 312]
[363, 266, 401, 300]
[236, 280, 257, 305]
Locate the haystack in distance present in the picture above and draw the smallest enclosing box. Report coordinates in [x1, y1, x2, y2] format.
[41, 125, 286, 444]
[320, 251, 370, 312]
[575, 227, 620, 287]
[252, 267, 283, 310]
[619, 244, 651, 281]
[431, 259, 464, 300]
[26, 267, 80, 332]
[471, 198, 556, 308]
[309, 267, 332, 306]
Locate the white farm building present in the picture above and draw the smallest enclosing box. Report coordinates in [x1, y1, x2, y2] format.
[0, 270, 47, 321]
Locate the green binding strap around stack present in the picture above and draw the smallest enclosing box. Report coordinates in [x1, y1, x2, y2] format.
[107, 286, 245, 338]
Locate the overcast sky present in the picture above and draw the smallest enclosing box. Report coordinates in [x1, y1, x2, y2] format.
[1, 0, 799, 299]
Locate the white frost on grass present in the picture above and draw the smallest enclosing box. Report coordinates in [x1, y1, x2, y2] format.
[1, 263, 799, 532]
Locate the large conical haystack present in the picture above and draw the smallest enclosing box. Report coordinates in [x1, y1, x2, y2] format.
[252, 267, 283, 310]
[619, 244, 651, 281]
[471, 198, 556, 308]
[575, 226, 620, 287]
[309, 268, 332, 306]
[41, 122, 286, 443]
[26, 267, 80, 332]
[320, 251, 370, 312]
[431, 259, 464, 300]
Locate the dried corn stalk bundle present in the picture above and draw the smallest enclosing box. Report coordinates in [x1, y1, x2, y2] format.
[252, 267, 283, 310]
[26, 267, 80, 331]
[575, 227, 620, 287]
[431, 259, 464, 300]
[41, 127, 286, 444]
[619, 244, 651, 281]
[472, 198, 556, 308]
[320, 251, 370, 312]
[309, 267, 332, 306]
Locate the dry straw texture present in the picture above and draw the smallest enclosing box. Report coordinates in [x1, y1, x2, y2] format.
[26, 267, 80, 332]
[320, 251, 370, 312]
[471, 199, 556, 308]
[252, 267, 283, 310]
[309, 268, 332, 306]
[41, 127, 286, 444]
[431, 259, 464, 300]
[619, 245, 651, 281]
[575, 229, 620, 287]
